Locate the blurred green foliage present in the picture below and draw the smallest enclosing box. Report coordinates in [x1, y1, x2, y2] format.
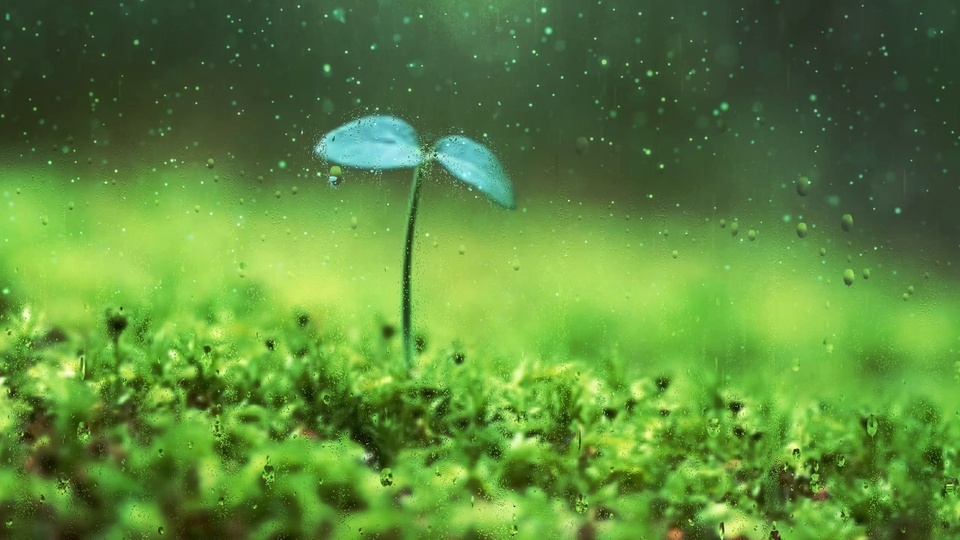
[0, 296, 957, 539]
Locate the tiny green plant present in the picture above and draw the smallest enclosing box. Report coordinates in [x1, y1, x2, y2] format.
[315, 115, 515, 369]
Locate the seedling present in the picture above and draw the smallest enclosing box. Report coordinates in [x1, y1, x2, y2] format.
[315, 115, 515, 369]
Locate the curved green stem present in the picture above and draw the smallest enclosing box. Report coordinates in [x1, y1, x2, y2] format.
[402, 163, 426, 369]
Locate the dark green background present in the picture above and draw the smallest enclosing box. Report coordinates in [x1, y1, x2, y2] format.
[1, 0, 958, 249]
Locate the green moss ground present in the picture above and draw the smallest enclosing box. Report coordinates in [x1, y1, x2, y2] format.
[0, 167, 958, 538]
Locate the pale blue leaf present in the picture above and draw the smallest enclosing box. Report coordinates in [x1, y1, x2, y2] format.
[315, 115, 423, 170]
[432, 135, 515, 209]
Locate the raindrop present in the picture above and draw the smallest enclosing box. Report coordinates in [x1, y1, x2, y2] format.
[796, 222, 808, 238]
[866, 415, 879, 438]
[730, 221, 739, 236]
[206, 158, 215, 169]
[748, 229, 757, 241]
[841, 213, 853, 232]
[458, 244, 467, 255]
[837, 455, 845, 467]
[862, 268, 871, 280]
[575, 136, 589, 155]
[158, 526, 165, 535]
[796, 176, 811, 196]
[843, 269, 855, 286]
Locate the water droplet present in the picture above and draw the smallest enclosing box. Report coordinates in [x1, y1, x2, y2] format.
[41, 216, 49, 225]
[866, 414, 879, 438]
[796, 176, 811, 196]
[838, 455, 846, 467]
[841, 213, 854, 232]
[575, 136, 589, 155]
[322, 394, 330, 405]
[458, 244, 467, 255]
[748, 229, 757, 241]
[730, 221, 739, 236]
[796, 222, 808, 238]
[671, 250, 679, 259]
[511, 259, 521, 271]
[575, 494, 588, 514]
[862, 268, 871, 280]
[792, 448, 801, 460]
[843, 269, 855, 286]
[945, 478, 958, 495]
[379, 468, 394, 487]
[206, 158, 215, 169]
[158, 526, 165, 535]
[68, 201, 75, 210]
[819, 247, 827, 257]
[262, 457, 276, 485]
[350, 216, 358, 229]
[707, 417, 721, 437]
[158, 448, 164, 458]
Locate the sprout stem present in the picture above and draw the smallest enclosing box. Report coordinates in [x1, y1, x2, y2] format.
[401, 163, 426, 369]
